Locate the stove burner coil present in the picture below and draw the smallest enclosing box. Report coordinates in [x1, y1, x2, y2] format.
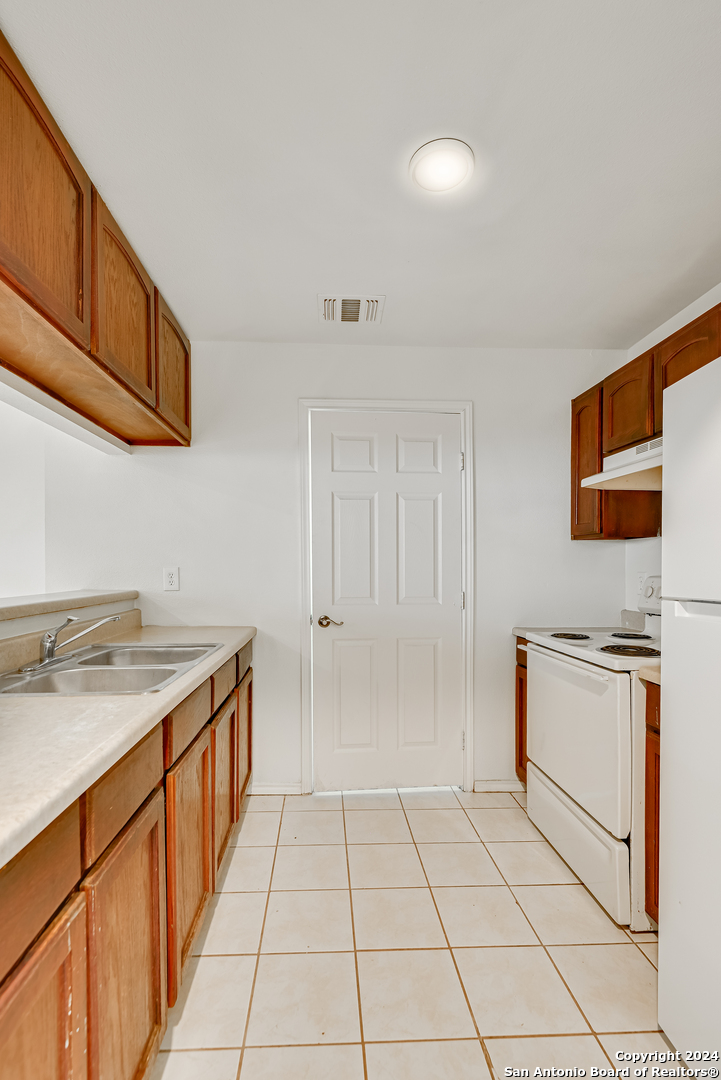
[611, 632, 652, 640]
[551, 633, 591, 640]
[598, 645, 661, 657]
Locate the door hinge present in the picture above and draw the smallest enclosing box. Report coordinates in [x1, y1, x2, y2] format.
[461, 591, 466, 610]
[460, 451, 465, 471]
[310, 615, 313, 625]
[462, 731, 466, 750]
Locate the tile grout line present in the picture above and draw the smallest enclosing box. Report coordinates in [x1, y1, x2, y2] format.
[453, 791, 617, 1069]
[341, 791, 369, 1080]
[234, 794, 286, 1080]
[397, 789, 494, 1077]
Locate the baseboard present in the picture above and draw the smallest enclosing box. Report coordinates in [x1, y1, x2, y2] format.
[246, 782, 303, 795]
[474, 778, 526, 792]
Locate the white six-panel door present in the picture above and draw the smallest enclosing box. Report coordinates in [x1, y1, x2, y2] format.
[311, 410, 463, 790]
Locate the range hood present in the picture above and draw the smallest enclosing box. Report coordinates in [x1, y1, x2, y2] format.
[581, 438, 662, 491]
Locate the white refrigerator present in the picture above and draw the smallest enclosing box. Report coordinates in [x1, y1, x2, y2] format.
[659, 356, 721, 1050]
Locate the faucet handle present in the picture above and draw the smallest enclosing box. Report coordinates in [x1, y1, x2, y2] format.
[42, 616, 79, 642]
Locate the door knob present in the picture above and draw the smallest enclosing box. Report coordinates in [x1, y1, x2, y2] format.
[317, 615, 344, 627]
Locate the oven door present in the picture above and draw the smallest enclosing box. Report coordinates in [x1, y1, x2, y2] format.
[526, 644, 631, 839]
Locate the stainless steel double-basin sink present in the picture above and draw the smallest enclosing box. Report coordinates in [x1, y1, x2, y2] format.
[0, 643, 222, 695]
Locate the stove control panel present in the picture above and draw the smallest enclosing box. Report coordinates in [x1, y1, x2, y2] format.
[638, 574, 662, 614]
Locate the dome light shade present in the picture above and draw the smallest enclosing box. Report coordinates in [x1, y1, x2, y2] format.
[410, 139, 474, 192]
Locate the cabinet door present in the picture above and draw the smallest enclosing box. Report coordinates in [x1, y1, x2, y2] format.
[235, 668, 253, 818]
[515, 662, 527, 785]
[602, 351, 654, 453]
[0, 31, 91, 348]
[644, 682, 661, 924]
[654, 306, 720, 433]
[82, 787, 167, 1080]
[0, 893, 87, 1080]
[571, 386, 602, 538]
[91, 190, 156, 406]
[211, 695, 237, 881]
[155, 291, 191, 441]
[165, 726, 212, 1007]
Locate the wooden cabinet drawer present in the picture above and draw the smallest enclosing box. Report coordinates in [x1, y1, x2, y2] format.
[81, 725, 163, 869]
[0, 801, 81, 984]
[236, 641, 252, 684]
[164, 679, 212, 768]
[0, 892, 87, 1080]
[211, 657, 236, 713]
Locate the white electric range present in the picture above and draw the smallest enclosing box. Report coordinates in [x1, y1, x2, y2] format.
[512, 623, 660, 930]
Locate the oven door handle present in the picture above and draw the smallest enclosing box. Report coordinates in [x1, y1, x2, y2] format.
[526, 644, 610, 683]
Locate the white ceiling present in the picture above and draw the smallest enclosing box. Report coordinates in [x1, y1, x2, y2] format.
[2, 0, 721, 348]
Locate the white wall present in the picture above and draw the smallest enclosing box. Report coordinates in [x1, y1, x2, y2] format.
[0, 400, 46, 597]
[39, 343, 627, 788]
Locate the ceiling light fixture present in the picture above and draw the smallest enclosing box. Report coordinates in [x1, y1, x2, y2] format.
[409, 138, 474, 192]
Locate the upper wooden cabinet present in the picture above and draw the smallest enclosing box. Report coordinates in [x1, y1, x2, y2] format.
[92, 191, 156, 407]
[571, 385, 661, 540]
[156, 291, 191, 441]
[0, 30, 192, 447]
[653, 305, 720, 433]
[571, 386, 603, 538]
[0, 30, 91, 349]
[602, 351, 654, 454]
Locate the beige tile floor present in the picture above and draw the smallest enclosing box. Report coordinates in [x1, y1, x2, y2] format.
[153, 787, 670, 1080]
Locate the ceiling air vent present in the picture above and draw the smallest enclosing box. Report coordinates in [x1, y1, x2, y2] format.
[318, 295, 386, 324]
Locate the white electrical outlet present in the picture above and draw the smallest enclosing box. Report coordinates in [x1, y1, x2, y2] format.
[637, 571, 648, 595]
[163, 566, 180, 591]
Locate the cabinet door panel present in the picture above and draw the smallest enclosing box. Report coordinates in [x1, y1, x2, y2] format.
[92, 190, 155, 405]
[571, 386, 602, 538]
[156, 291, 191, 441]
[165, 727, 212, 1006]
[603, 351, 654, 453]
[236, 669, 253, 818]
[0, 31, 91, 347]
[82, 787, 167, 1080]
[644, 682, 661, 924]
[654, 307, 720, 432]
[0, 893, 87, 1080]
[515, 663, 527, 785]
[211, 696, 236, 879]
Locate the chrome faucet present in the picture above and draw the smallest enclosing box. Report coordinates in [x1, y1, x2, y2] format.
[21, 614, 122, 672]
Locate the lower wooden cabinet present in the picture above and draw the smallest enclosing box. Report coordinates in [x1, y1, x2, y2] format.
[645, 681, 661, 924]
[211, 694, 237, 883]
[0, 892, 87, 1080]
[236, 668, 253, 818]
[82, 787, 167, 1080]
[165, 727, 212, 1007]
[515, 656, 527, 785]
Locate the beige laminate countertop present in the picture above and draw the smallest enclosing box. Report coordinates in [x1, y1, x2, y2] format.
[639, 665, 661, 685]
[0, 624, 256, 869]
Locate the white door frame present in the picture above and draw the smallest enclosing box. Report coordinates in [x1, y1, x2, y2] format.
[299, 398, 475, 793]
